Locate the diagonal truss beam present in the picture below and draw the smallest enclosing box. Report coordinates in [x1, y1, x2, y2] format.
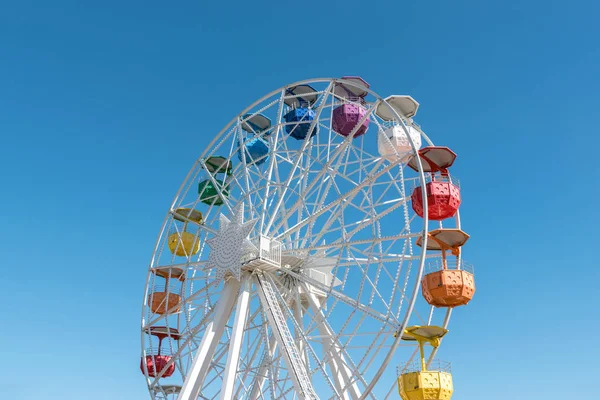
[305, 289, 362, 400]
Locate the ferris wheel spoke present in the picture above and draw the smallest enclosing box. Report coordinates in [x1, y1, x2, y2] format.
[301, 161, 407, 249]
[171, 159, 209, 212]
[263, 84, 334, 236]
[356, 329, 397, 385]
[340, 251, 402, 326]
[275, 156, 400, 243]
[321, 310, 379, 380]
[229, 162, 267, 226]
[293, 140, 315, 246]
[248, 335, 278, 400]
[297, 177, 346, 250]
[224, 173, 253, 211]
[268, 188, 293, 245]
[338, 151, 373, 188]
[313, 198, 415, 258]
[321, 198, 403, 251]
[258, 89, 286, 234]
[236, 144, 265, 219]
[234, 328, 273, 399]
[261, 158, 293, 241]
[334, 197, 410, 248]
[318, 256, 416, 268]
[299, 232, 419, 254]
[279, 156, 347, 245]
[302, 288, 363, 400]
[283, 268, 395, 327]
[427, 305, 435, 325]
[304, 170, 334, 235]
[372, 171, 409, 208]
[288, 216, 414, 262]
[262, 139, 312, 237]
[268, 276, 344, 399]
[269, 150, 335, 248]
[268, 103, 377, 239]
[178, 277, 241, 400]
[244, 186, 269, 228]
[208, 125, 237, 160]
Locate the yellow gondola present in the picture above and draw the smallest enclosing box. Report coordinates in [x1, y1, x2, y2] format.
[167, 208, 202, 256]
[398, 326, 454, 400]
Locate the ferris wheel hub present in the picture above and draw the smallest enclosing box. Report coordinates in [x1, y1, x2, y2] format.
[205, 203, 258, 281]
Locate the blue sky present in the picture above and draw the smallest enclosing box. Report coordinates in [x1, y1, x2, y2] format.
[1, 0, 599, 399]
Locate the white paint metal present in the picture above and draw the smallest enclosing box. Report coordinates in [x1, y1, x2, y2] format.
[177, 278, 241, 400]
[140, 78, 454, 400]
[220, 274, 252, 400]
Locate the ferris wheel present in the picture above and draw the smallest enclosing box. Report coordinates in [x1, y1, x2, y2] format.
[140, 77, 476, 400]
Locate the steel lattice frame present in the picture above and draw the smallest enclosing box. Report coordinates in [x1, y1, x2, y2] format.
[140, 78, 460, 400]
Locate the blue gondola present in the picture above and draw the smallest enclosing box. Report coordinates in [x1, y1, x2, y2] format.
[238, 137, 269, 166]
[283, 84, 319, 141]
[284, 105, 318, 140]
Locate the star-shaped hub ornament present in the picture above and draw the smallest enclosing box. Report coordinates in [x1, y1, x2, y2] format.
[206, 203, 258, 282]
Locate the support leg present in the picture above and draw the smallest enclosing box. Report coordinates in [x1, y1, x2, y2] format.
[178, 278, 241, 400]
[220, 275, 252, 400]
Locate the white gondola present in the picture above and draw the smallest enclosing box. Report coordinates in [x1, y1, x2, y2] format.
[378, 124, 422, 162]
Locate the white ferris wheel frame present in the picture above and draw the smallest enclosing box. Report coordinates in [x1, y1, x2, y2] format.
[140, 78, 461, 400]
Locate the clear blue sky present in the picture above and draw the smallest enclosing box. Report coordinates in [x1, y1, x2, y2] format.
[1, 1, 598, 399]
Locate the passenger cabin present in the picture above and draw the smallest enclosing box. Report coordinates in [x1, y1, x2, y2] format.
[332, 76, 371, 138]
[283, 84, 319, 140]
[398, 325, 454, 400]
[376, 95, 422, 161]
[148, 267, 184, 315]
[199, 156, 232, 206]
[141, 326, 181, 378]
[238, 137, 270, 166]
[409, 147, 461, 221]
[417, 229, 476, 307]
